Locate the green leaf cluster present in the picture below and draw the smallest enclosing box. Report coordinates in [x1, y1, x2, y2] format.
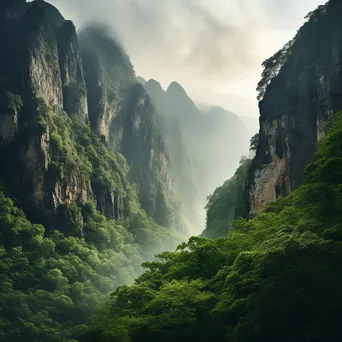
[84, 111, 342, 342]
[0, 101, 183, 341]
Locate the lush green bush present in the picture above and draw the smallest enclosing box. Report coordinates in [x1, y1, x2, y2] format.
[83, 112, 342, 342]
[0, 100, 183, 341]
[0, 190, 140, 342]
[0, 193, 181, 342]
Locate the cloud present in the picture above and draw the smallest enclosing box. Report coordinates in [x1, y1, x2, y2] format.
[48, 0, 262, 81]
[48, 0, 325, 114]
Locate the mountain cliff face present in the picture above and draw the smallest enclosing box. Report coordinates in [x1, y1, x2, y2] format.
[111, 83, 178, 228]
[145, 79, 250, 232]
[0, 3, 183, 339]
[249, 0, 342, 214]
[0, 1, 178, 233]
[0, 0, 91, 231]
[79, 27, 179, 229]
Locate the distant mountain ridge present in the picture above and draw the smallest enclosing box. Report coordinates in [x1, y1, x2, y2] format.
[143, 78, 251, 233]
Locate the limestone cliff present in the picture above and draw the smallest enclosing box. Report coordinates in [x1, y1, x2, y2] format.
[79, 25, 135, 140]
[145, 79, 250, 233]
[0, 1, 120, 235]
[57, 20, 88, 119]
[0, 3, 180, 234]
[79, 25, 180, 229]
[249, 0, 342, 214]
[111, 83, 178, 228]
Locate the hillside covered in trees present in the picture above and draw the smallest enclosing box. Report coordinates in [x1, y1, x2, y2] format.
[0, 1, 184, 340]
[83, 110, 342, 342]
[82, 0, 342, 341]
[0, 106, 183, 341]
[2, 0, 342, 341]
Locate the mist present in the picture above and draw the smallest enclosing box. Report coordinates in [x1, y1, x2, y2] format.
[48, 0, 324, 117]
[46, 0, 325, 234]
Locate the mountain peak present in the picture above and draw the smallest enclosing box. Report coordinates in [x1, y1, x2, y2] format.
[136, 76, 147, 85]
[166, 81, 187, 98]
[145, 79, 164, 93]
[26, 0, 65, 28]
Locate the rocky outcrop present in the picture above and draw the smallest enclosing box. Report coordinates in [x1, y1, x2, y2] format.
[111, 83, 178, 227]
[94, 187, 124, 221]
[25, 3, 63, 106]
[0, 3, 180, 233]
[57, 20, 88, 119]
[249, 0, 342, 214]
[79, 25, 180, 229]
[0, 1, 89, 233]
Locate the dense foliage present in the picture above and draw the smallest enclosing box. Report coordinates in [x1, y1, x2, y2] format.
[79, 25, 179, 230]
[256, 39, 293, 101]
[0, 190, 137, 342]
[84, 112, 342, 342]
[0, 102, 182, 341]
[202, 156, 252, 239]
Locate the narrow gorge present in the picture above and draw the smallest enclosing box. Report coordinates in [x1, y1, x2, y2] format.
[2, 1, 342, 342]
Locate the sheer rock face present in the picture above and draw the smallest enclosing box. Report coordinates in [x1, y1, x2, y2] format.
[0, 1, 90, 234]
[24, 3, 64, 107]
[110, 83, 179, 228]
[79, 26, 180, 229]
[0, 2, 180, 233]
[57, 20, 88, 120]
[249, 2, 342, 215]
[79, 26, 134, 141]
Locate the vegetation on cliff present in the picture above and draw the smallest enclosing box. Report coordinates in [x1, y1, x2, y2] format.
[145, 80, 251, 234]
[83, 112, 342, 342]
[0, 102, 182, 342]
[0, 3, 183, 340]
[256, 1, 335, 101]
[2, 1, 342, 342]
[79, 25, 179, 230]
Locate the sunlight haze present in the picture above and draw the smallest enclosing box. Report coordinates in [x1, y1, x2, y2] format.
[48, 0, 325, 118]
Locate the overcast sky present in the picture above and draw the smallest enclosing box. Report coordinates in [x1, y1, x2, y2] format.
[48, 0, 325, 118]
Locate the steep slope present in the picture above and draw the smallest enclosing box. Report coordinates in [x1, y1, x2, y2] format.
[145, 79, 250, 233]
[0, 113, 182, 341]
[0, 2, 183, 341]
[250, 0, 342, 214]
[84, 111, 342, 342]
[79, 27, 180, 229]
[0, 0, 90, 229]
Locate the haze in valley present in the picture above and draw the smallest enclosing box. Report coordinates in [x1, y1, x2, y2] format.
[45, 0, 325, 232]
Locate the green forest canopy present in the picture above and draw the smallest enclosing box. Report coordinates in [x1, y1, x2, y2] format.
[0, 103, 182, 342]
[83, 111, 342, 342]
